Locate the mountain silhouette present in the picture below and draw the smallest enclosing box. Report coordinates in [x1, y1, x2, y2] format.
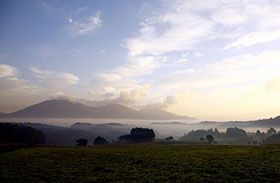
[2, 99, 193, 120]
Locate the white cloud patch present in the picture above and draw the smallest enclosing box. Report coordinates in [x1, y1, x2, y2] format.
[0, 65, 41, 112]
[84, 84, 151, 107]
[70, 12, 102, 36]
[31, 67, 79, 89]
[50, 92, 81, 103]
[0, 64, 17, 77]
[225, 29, 280, 49]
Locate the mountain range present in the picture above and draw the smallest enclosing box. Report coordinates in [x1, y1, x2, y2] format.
[0, 99, 193, 120]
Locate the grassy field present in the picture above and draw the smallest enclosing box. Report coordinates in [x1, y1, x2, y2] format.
[1, 145, 280, 183]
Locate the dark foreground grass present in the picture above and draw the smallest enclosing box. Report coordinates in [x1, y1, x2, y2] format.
[1, 145, 280, 183]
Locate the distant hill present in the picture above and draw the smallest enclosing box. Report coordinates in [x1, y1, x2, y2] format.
[70, 122, 132, 141]
[0, 123, 45, 144]
[19, 122, 97, 146]
[1, 99, 193, 120]
[151, 122, 189, 125]
[20, 122, 134, 145]
[198, 116, 280, 128]
[139, 108, 193, 120]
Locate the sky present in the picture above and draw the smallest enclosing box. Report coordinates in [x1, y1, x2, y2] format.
[1, 0, 280, 121]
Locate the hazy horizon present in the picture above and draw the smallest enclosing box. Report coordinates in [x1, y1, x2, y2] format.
[2, 0, 280, 121]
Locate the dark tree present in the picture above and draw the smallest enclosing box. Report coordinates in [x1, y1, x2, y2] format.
[118, 134, 132, 141]
[200, 137, 204, 142]
[94, 136, 108, 145]
[264, 133, 280, 144]
[0, 123, 45, 144]
[255, 130, 265, 142]
[165, 136, 174, 141]
[206, 135, 214, 144]
[267, 127, 276, 136]
[214, 128, 219, 135]
[179, 128, 221, 141]
[118, 127, 155, 143]
[226, 127, 246, 138]
[76, 138, 88, 146]
[130, 127, 155, 141]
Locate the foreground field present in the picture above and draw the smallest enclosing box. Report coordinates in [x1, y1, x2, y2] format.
[1, 145, 280, 182]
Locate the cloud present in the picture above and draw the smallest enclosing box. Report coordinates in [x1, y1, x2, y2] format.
[50, 92, 81, 103]
[151, 50, 280, 120]
[84, 84, 151, 107]
[0, 65, 42, 112]
[0, 64, 17, 77]
[31, 67, 79, 89]
[72, 49, 82, 55]
[194, 51, 204, 58]
[75, 7, 89, 15]
[157, 50, 280, 92]
[141, 93, 190, 111]
[0, 65, 36, 93]
[116, 84, 151, 104]
[176, 52, 189, 63]
[124, 0, 280, 62]
[70, 12, 102, 36]
[225, 29, 280, 49]
[0, 65, 79, 113]
[0, 78, 28, 92]
[125, 11, 213, 58]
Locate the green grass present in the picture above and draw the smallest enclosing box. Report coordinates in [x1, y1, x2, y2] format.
[1, 145, 280, 183]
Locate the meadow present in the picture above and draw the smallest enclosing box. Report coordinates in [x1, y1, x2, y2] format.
[1, 144, 280, 183]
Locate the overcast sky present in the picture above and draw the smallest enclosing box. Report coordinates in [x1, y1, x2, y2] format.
[1, 0, 280, 121]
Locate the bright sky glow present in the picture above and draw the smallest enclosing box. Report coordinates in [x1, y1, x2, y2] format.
[1, 0, 280, 121]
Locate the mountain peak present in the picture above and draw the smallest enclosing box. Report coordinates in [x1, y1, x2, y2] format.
[2, 99, 193, 120]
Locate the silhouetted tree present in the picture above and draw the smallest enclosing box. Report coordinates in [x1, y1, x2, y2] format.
[130, 127, 155, 141]
[214, 128, 219, 135]
[118, 127, 155, 142]
[226, 127, 246, 138]
[267, 127, 276, 136]
[0, 123, 45, 144]
[179, 128, 221, 141]
[76, 138, 88, 146]
[94, 136, 108, 145]
[206, 135, 214, 144]
[264, 133, 280, 144]
[118, 134, 132, 141]
[166, 136, 174, 141]
[255, 129, 265, 142]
